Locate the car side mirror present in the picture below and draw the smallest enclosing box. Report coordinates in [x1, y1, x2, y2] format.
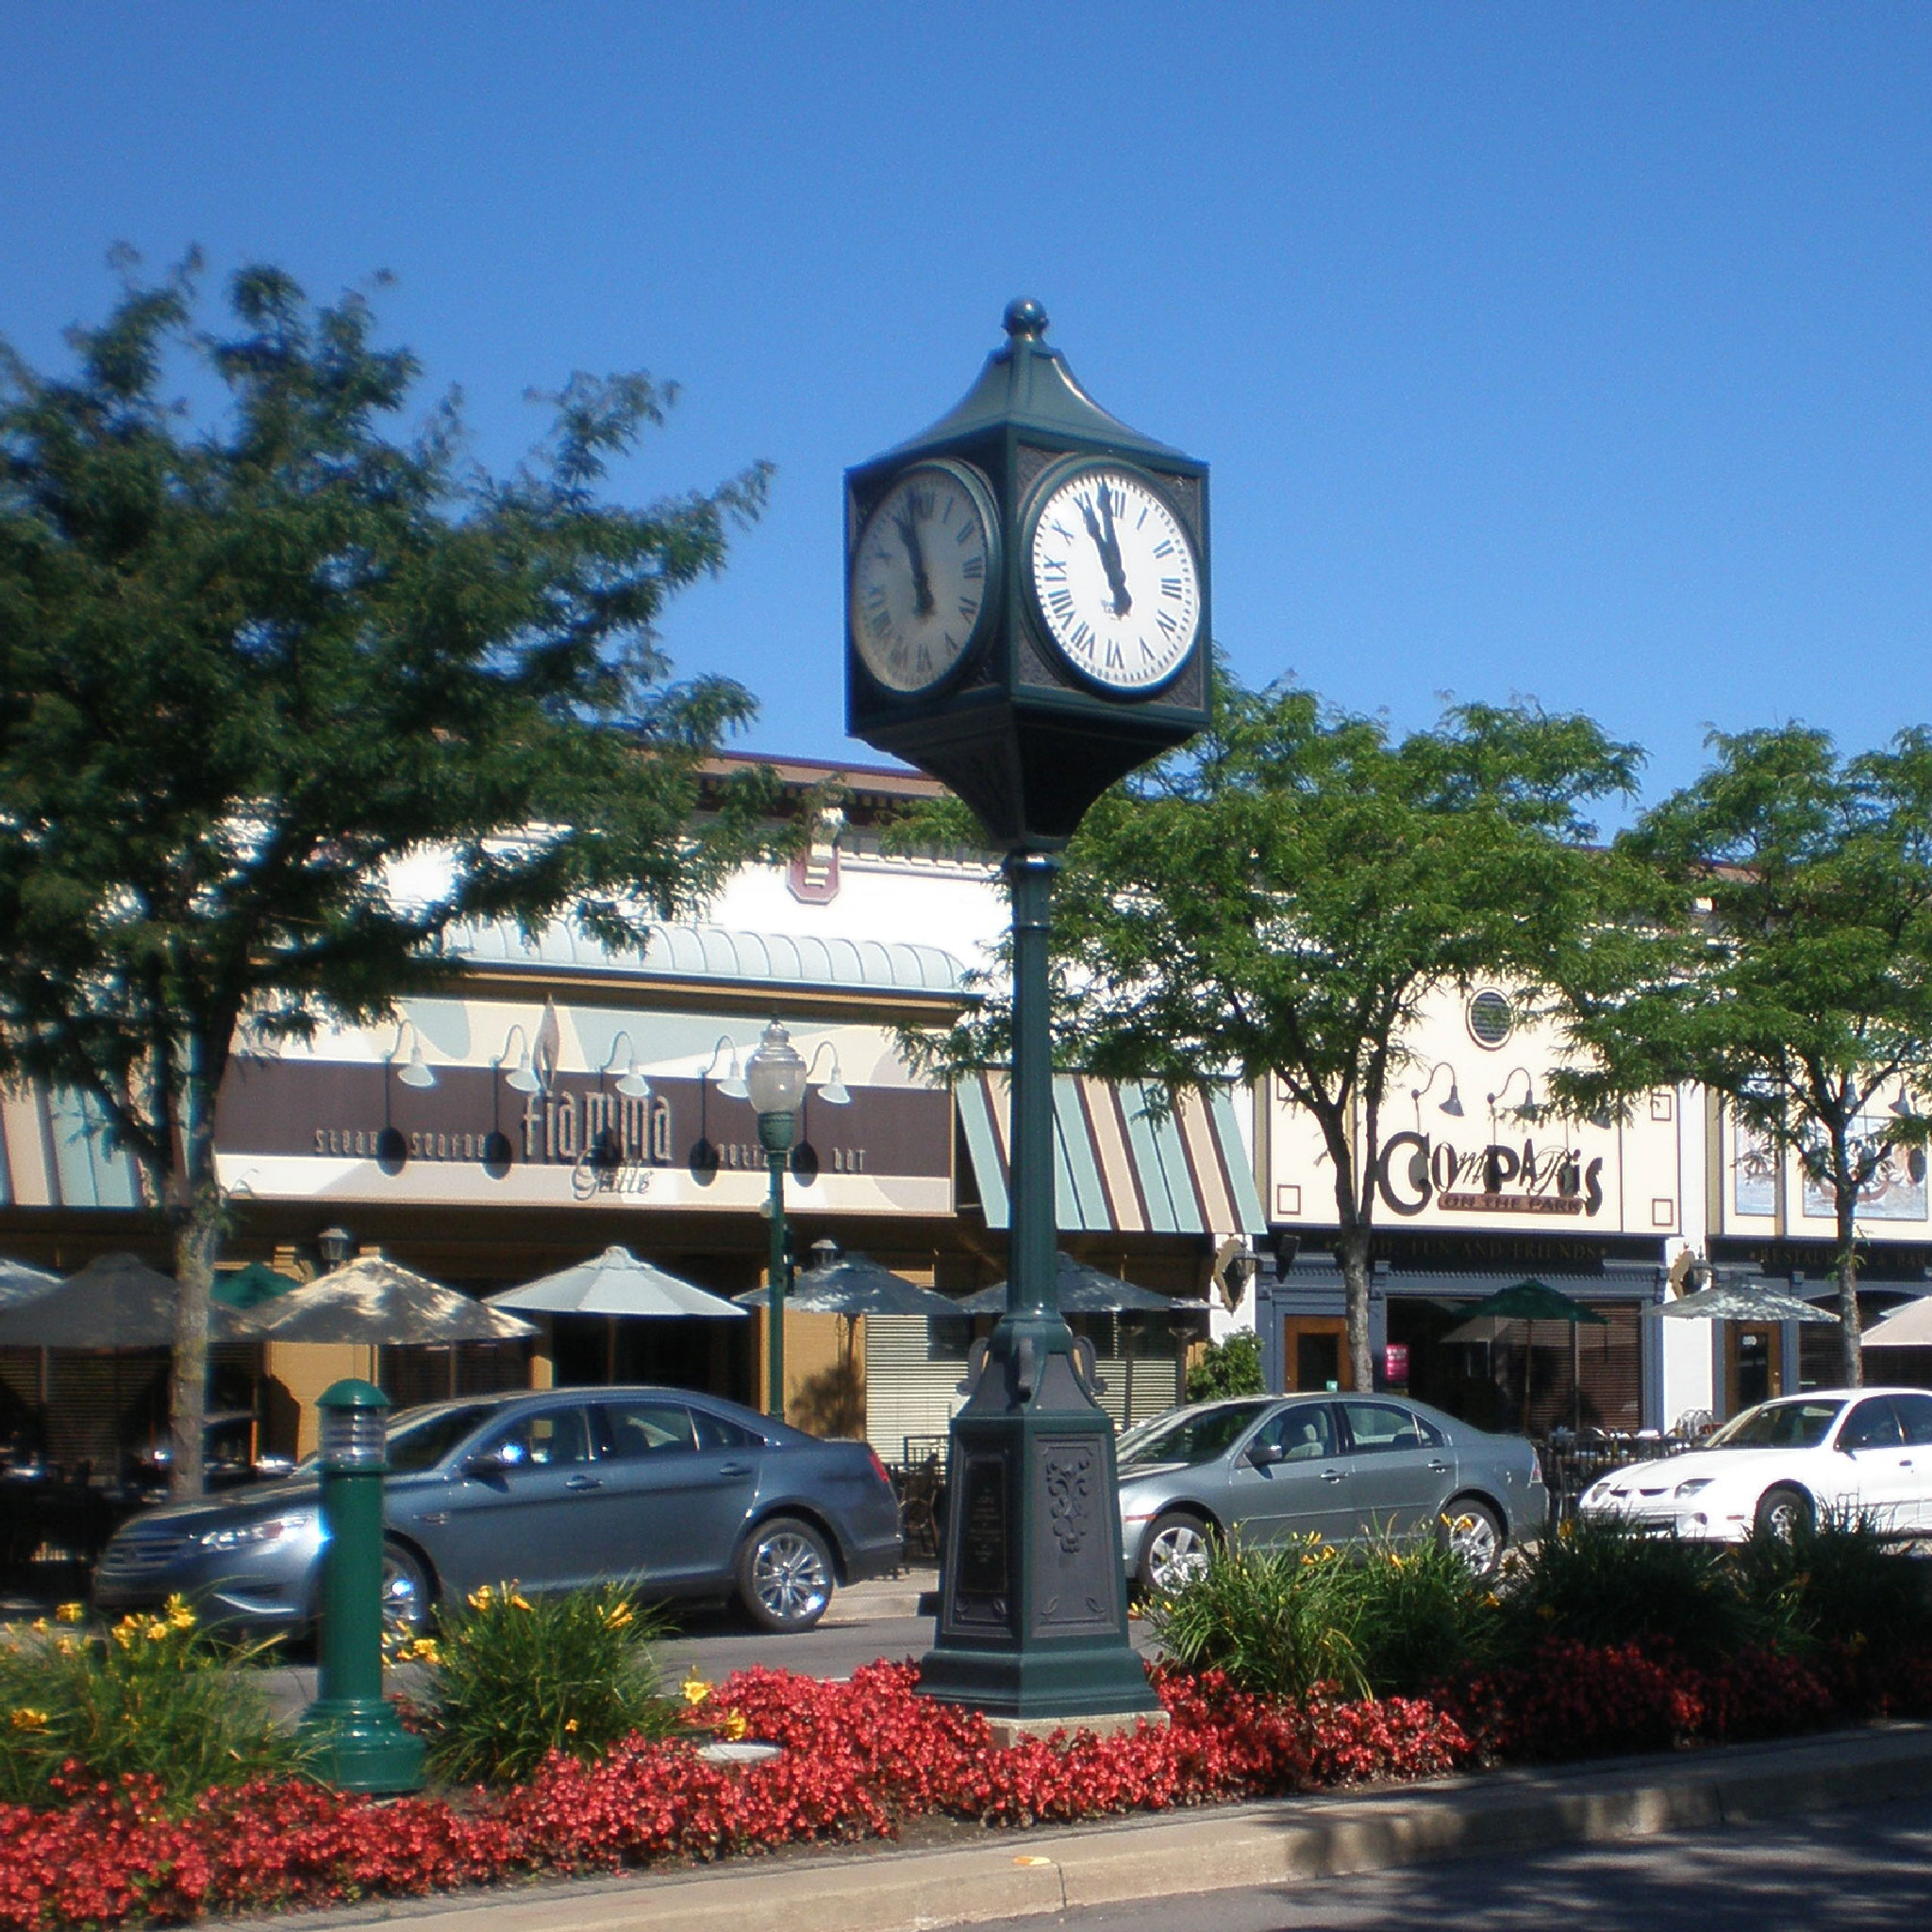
[463, 1443, 521, 1478]
[1245, 1441, 1285, 1469]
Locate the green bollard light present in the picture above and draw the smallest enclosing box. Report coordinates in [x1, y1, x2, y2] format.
[297, 1378, 426, 1794]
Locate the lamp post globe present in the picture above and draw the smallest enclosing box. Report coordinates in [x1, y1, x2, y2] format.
[746, 1021, 807, 1419]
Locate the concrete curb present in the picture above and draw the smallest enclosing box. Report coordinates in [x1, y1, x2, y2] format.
[271, 1719, 1932, 1932]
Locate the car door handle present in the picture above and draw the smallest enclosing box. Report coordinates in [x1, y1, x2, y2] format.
[1427, 1459, 1451, 1473]
[718, 1462, 753, 1476]
[1320, 1468, 1345, 1483]
[564, 1474, 603, 1491]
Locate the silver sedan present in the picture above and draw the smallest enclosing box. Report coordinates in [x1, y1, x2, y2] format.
[1115, 1392, 1548, 1591]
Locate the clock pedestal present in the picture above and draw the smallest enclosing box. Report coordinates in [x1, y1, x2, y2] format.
[918, 853, 1158, 1721]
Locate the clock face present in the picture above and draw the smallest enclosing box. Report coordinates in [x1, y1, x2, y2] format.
[849, 461, 997, 696]
[1025, 464, 1202, 693]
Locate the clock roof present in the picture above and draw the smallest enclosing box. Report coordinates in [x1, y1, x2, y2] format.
[874, 299, 1189, 466]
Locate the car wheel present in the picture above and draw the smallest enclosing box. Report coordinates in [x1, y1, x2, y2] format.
[1756, 1485, 1813, 1541]
[380, 1539, 434, 1638]
[738, 1517, 834, 1632]
[1440, 1498, 1505, 1578]
[1139, 1510, 1214, 1595]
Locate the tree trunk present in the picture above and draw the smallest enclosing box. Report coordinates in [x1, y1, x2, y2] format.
[166, 1174, 223, 1499]
[1836, 1187, 1864, 1389]
[1336, 1225, 1375, 1394]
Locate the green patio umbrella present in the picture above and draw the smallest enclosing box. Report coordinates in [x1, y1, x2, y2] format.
[1450, 1277, 1608, 1433]
[210, 1262, 298, 1310]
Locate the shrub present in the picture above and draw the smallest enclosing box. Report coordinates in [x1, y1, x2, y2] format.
[1345, 1533, 1503, 1695]
[1730, 1516, 1929, 1657]
[1495, 1520, 1785, 1667]
[0, 1598, 300, 1810]
[1186, 1329, 1263, 1403]
[411, 1581, 675, 1787]
[1148, 1535, 1368, 1700]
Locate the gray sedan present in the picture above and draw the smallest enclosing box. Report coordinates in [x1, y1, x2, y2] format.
[1116, 1392, 1548, 1591]
[93, 1386, 903, 1635]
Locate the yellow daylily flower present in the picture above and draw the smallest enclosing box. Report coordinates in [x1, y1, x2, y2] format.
[721, 1708, 748, 1741]
[9, 1707, 49, 1731]
[509, 1593, 533, 1612]
[681, 1667, 712, 1706]
[55, 1603, 85, 1624]
[563, 1717, 579, 1734]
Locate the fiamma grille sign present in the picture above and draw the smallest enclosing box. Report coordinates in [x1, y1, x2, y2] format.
[214, 1057, 952, 1214]
[1375, 1130, 1606, 1220]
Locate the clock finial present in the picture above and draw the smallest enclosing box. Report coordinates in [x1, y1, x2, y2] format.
[1003, 297, 1048, 341]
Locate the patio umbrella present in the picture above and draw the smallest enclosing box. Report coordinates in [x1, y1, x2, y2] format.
[1654, 1282, 1838, 1324]
[242, 1256, 536, 1347]
[1448, 1277, 1608, 1433]
[0, 1252, 255, 1348]
[0, 1257, 59, 1312]
[954, 1253, 1184, 1317]
[210, 1262, 298, 1311]
[1860, 1295, 1932, 1348]
[490, 1245, 744, 1380]
[734, 1253, 959, 1318]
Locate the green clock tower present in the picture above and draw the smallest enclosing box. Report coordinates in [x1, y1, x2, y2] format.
[846, 302, 1209, 1721]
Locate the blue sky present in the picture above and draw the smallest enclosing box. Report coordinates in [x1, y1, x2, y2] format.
[3, 4, 1928, 819]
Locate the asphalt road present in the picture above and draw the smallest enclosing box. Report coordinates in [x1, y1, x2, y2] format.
[972, 1792, 1932, 1932]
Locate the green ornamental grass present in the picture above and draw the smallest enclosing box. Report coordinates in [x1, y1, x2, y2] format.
[408, 1580, 677, 1788]
[0, 1596, 301, 1810]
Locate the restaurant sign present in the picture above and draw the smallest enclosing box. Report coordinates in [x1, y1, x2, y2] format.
[1375, 1130, 1606, 1220]
[214, 1057, 953, 1216]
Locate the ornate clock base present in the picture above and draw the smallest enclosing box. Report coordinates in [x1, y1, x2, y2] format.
[919, 1315, 1162, 1722]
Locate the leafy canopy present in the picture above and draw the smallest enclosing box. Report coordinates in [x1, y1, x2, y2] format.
[1555, 724, 1932, 1380]
[0, 253, 774, 1488]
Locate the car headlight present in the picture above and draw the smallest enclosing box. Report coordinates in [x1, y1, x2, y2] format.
[1674, 1477, 1714, 1499]
[198, 1513, 313, 1553]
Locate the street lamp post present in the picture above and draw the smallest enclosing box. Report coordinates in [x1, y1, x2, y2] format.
[744, 1020, 808, 1421]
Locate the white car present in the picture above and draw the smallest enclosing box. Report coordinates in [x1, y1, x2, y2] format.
[1577, 1387, 1932, 1541]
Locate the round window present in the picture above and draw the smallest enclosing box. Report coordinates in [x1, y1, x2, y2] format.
[1467, 990, 1514, 1050]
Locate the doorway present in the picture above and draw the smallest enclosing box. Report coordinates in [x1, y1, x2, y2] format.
[1281, 1316, 1352, 1393]
[1725, 1323, 1783, 1415]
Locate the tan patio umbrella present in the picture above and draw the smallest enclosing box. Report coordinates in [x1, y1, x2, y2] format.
[242, 1255, 536, 1395]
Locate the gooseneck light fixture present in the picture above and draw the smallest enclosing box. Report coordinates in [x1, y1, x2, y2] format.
[702, 1035, 750, 1101]
[600, 1030, 652, 1100]
[494, 1024, 542, 1095]
[1409, 1060, 1464, 1121]
[1487, 1066, 1538, 1122]
[804, 1041, 852, 1107]
[388, 1019, 438, 1090]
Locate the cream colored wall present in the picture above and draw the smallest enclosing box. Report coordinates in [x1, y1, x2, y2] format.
[1264, 983, 1684, 1241]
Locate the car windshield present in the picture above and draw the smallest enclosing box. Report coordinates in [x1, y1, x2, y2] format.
[1119, 1403, 1269, 1470]
[1707, 1398, 1845, 1450]
[386, 1403, 499, 1473]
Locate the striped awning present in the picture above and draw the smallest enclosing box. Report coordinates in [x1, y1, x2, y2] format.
[958, 1075, 1265, 1239]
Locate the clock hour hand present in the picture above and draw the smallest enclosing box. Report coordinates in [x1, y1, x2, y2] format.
[1083, 487, 1133, 618]
[894, 507, 936, 618]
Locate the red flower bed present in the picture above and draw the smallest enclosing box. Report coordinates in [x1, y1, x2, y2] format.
[0, 1644, 1925, 1932]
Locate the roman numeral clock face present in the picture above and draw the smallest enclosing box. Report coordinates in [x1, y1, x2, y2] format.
[849, 461, 997, 696]
[1026, 464, 1202, 693]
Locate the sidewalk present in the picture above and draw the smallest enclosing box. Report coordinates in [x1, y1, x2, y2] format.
[236, 1719, 1932, 1932]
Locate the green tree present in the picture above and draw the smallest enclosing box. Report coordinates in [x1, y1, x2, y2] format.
[1553, 724, 1932, 1386]
[0, 256, 774, 1491]
[901, 672, 1641, 1393]
[1186, 1327, 1263, 1402]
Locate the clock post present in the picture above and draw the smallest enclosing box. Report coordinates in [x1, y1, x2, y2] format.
[846, 302, 1209, 1724]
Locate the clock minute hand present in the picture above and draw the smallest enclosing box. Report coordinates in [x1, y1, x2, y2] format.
[894, 507, 936, 618]
[1091, 485, 1133, 618]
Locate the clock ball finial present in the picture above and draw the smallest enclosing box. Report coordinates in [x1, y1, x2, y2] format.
[1003, 297, 1048, 341]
